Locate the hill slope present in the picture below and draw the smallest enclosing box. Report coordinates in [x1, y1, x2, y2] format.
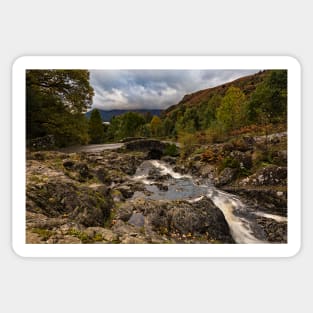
[164, 70, 267, 116]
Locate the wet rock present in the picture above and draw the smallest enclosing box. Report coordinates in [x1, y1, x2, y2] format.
[256, 217, 287, 243]
[119, 155, 143, 175]
[120, 198, 234, 243]
[152, 182, 169, 191]
[216, 167, 237, 186]
[221, 186, 287, 216]
[173, 165, 188, 175]
[128, 213, 145, 227]
[148, 168, 171, 181]
[161, 156, 177, 165]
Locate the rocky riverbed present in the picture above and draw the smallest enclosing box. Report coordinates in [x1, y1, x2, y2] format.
[26, 133, 288, 244]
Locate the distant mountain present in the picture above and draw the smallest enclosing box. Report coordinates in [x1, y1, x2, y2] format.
[86, 109, 162, 122]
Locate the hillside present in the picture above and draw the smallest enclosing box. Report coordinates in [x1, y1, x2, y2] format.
[86, 109, 162, 122]
[164, 70, 267, 116]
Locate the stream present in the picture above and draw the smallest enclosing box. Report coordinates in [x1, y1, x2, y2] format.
[132, 160, 287, 244]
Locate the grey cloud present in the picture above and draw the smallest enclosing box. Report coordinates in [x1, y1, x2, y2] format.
[90, 69, 259, 110]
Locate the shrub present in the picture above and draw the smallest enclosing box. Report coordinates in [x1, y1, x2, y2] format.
[205, 122, 228, 144]
[164, 143, 179, 157]
[201, 148, 219, 163]
[178, 133, 198, 158]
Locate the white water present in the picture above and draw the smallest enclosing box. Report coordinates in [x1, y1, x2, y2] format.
[208, 190, 265, 244]
[254, 212, 288, 223]
[133, 160, 285, 244]
[149, 160, 192, 179]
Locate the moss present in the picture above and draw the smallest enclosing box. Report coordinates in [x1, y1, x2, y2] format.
[31, 228, 56, 241]
[68, 228, 90, 243]
[93, 233, 103, 242]
[28, 175, 44, 184]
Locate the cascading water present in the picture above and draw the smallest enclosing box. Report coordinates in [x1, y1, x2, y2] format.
[207, 189, 265, 243]
[132, 160, 287, 244]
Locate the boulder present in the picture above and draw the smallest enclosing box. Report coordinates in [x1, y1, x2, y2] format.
[63, 159, 75, 169]
[240, 165, 287, 186]
[152, 182, 169, 191]
[26, 180, 112, 227]
[117, 198, 234, 243]
[256, 217, 287, 243]
[216, 167, 237, 186]
[161, 156, 177, 165]
[128, 213, 145, 227]
[229, 150, 253, 169]
[221, 186, 287, 216]
[74, 162, 91, 180]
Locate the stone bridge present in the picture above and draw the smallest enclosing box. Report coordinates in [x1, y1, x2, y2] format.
[124, 139, 168, 159]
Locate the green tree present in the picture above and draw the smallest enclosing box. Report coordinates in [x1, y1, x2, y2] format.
[150, 115, 163, 137]
[216, 87, 247, 131]
[26, 70, 94, 113]
[202, 94, 222, 128]
[162, 117, 175, 137]
[119, 112, 146, 138]
[248, 70, 287, 123]
[106, 112, 146, 140]
[26, 70, 94, 147]
[88, 109, 105, 143]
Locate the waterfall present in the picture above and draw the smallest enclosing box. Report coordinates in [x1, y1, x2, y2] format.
[132, 160, 285, 244]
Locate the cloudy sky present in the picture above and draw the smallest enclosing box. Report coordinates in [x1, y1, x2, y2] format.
[90, 70, 260, 111]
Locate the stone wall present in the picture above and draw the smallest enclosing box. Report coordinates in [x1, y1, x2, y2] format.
[29, 135, 55, 150]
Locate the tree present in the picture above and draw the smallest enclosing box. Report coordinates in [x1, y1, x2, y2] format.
[150, 115, 163, 137]
[106, 112, 146, 140]
[26, 70, 94, 113]
[26, 70, 94, 147]
[248, 70, 287, 123]
[88, 109, 105, 144]
[202, 94, 222, 128]
[119, 112, 146, 138]
[162, 117, 175, 137]
[216, 87, 247, 131]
